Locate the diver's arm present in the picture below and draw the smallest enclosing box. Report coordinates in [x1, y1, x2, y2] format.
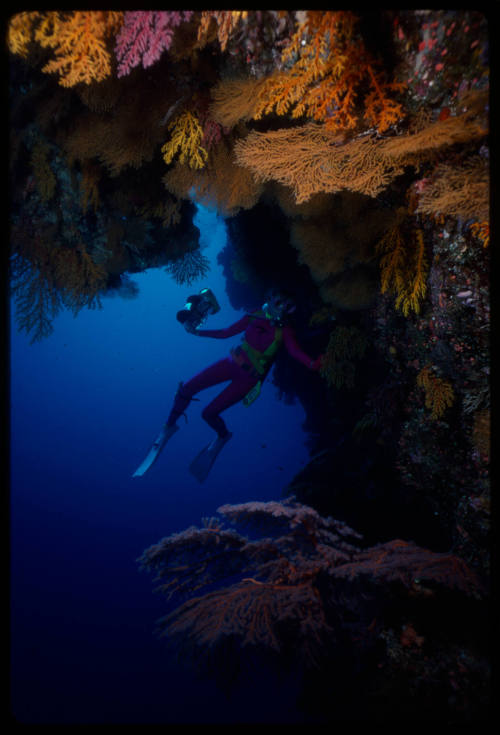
[283, 326, 322, 370]
[195, 314, 250, 338]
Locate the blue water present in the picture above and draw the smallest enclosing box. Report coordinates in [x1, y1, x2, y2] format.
[9, 205, 314, 723]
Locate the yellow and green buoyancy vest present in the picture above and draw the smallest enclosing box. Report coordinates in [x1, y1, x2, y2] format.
[240, 311, 283, 376]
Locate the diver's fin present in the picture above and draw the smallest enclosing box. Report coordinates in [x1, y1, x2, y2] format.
[189, 432, 233, 483]
[132, 424, 179, 477]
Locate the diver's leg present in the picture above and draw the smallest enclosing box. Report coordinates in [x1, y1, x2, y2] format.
[166, 358, 236, 427]
[201, 369, 257, 437]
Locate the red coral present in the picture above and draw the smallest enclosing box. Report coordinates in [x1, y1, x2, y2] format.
[115, 11, 193, 77]
[139, 499, 485, 673]
[332, 538, 482, 597]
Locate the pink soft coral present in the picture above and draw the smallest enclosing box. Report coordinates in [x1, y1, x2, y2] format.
[115, 11, 193, 77]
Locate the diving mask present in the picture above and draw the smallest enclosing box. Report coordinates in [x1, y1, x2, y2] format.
[262, 292, 296, 323]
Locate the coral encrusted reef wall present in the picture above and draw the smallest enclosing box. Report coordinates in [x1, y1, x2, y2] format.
[8, 9, 490, 721]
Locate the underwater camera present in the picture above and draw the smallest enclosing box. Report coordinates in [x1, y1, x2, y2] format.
[176, 288, 220, 332]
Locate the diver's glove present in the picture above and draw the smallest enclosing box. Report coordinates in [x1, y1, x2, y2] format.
[184, 322, 201, 335]
[310, 355, 324, 371]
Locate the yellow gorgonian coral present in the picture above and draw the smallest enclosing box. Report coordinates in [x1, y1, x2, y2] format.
[417, 365, 454, 420]
[376, 218, 428, 317]
[469, 221, 489, 248]
[161, 111, 208, 170]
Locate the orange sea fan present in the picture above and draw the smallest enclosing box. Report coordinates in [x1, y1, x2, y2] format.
[382, 111, 488, 164]
[34, 11, 123, 87]
[61, 77, 170, 176]
[163, 142, 263, 216]
[234, 123, 406, 203]
[252, 10, 405, 134]
[417, 156, 489, 222]
[197, 10, 248, 52]
[7, 11, 42, 57]
[209, 77, 268, 129]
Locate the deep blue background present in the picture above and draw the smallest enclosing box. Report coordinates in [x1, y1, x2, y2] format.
[9, 205, 316, 723]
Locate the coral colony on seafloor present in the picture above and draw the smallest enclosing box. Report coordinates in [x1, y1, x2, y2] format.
[9, 9, 490, 720]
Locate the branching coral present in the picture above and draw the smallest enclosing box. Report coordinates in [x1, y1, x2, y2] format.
[234, 124, 406, 203]
[10, 246, 62, 343]
[33, 11, 123, 87]
[136, 198, 182, 229]
[114, 11, 193, 77]
[163, 143, 263, 216]
[7, 11, 41, 57]
[376, 215, 429, 317]
[417, 365, 455, 420]
[382, 97, 488, 164]
[209, 77, 268, 129]
[161, 110, 208, 170]
[416, 156, 489, 222]
[235, 92, 488, 205]
[139, 499, 361, 667]
[252, 11, 405, 133]
[333, 538, 481, 596]
[319, 325, 367, 389]
[139, 499, 484, 673]
[469, 221, 489, 248]
[61, 76, 173, 176]
[53, 245, 107, 312]
[164, 249, 210, 286]
[196, 11, 248, 52]
[10, 222, 107, 341]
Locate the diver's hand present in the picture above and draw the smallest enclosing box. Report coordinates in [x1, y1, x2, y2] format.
[184, 323, 200, 335]
[310, 355, 324, 371]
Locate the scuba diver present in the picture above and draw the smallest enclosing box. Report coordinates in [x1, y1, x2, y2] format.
[133, 288, 323, 482]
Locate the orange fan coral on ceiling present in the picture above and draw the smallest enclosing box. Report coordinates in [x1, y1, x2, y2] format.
[416, 156, 489, 222]
[209, 77, 268, 129]
[252, 10, 405, 134]
[234, 123, 406, 203]
[33, 11, 123, 87]
[163, 142, 263, 217]
[197, 10, 248, 52]
[7, 11, 41, 57]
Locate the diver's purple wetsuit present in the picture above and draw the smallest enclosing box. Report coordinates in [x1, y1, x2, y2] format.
[167, 312, 318, 437]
